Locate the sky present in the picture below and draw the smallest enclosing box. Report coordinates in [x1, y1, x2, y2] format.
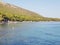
[1, 0, 60, 18]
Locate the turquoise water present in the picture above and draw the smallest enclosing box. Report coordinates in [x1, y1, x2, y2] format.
[0, 22, 60, 45]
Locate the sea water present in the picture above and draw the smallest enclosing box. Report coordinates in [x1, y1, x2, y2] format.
[0, 22, 60, 45]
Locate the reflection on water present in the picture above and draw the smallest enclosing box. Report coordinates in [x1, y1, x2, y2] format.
[0, 22, 60, 45]
[0, 24, 8, 37]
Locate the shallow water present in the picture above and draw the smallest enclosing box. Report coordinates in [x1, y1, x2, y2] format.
[0, 22, 60, 45]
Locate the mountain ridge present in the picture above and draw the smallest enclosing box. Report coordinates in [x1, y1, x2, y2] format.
[0, 2, 60, 22]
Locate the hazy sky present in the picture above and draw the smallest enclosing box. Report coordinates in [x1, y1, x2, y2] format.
[2, 0, 60, 18]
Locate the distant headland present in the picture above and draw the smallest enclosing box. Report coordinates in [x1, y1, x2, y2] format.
[0, 2, 60, 23]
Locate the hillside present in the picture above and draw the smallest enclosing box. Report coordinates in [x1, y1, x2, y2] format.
[0, 2, 60, 22]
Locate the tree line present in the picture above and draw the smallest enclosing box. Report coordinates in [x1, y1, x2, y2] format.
[0, 12, 60, 22]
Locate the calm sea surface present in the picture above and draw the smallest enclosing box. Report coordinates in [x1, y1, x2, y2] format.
[0, 22, 60, 45]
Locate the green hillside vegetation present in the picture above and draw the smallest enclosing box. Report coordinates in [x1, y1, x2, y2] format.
[0, 2, 60, 22]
